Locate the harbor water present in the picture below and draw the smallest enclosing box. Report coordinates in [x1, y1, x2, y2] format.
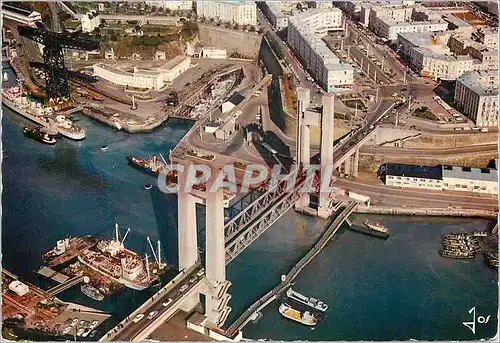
[2, 62, 497, 340]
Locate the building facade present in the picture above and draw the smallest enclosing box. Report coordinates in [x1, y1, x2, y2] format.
[380, 163, 498, 195]
[196, 1, 256, 26]
[454, 70, 498, 127]
[287, 9, 353, 91]
[156, 56, 192, 82]
[145, 1, 193, 11]
[372, 17, 448, 40]
[93, 64, 164, 90]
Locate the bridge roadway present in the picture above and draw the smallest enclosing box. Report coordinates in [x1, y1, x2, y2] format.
[225, 202, 358, 337]
[46, 275, 85, 296]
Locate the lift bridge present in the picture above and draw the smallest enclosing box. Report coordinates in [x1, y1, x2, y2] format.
[101, 89, 388, 341]
[18, 24, 99, 100]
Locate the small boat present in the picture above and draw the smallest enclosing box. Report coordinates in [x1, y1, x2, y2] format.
[100, 145, 108, 151]
[3, 71, 8, 82]
[144, 184, 153, 190]
[81, 284, 104, 301]
[22, 126, 57, 145]
[286, 288, 328, 312]
[279, 303, 317, 326]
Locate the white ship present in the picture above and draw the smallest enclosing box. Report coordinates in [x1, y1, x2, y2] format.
[286, 288, 328, 312]
[2, 84, 85, 140]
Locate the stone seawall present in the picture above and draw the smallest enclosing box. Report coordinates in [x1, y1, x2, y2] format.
[198, 24, 262, 59]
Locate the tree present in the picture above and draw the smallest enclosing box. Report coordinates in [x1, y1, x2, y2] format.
[234, 23, 239, 30]
[249, 26, 255, 32]
[135, 25, 140, 32]
[258, 27, 264, 34]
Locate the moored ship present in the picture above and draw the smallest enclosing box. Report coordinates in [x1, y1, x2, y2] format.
[78, 224, 166, 291]
[2, 83, 86, 140]
[439, 249, 475, 259]
[81, 284, 105, 301]
[23, 125, 57, 144]
[349, 221, 391, 239]
[286, 288, 328, 312]
[279, 303, 317, 326]
[127, 154, 167, 174]
[42, 236, 98, 267]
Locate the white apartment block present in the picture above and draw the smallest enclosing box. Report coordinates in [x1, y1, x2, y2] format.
[94, 64, 164, 90]
[287, 9, 353, 91]
[145, 1, 193, 11]
[261, 2, 295, 31]
[472, 27, 498, 49]
[81, 11, 100, 33]
[372, 18, 448, 40]
[454, 70, 498, 127]
[398, 31, 497, 80]
[196, 1, 257, 26]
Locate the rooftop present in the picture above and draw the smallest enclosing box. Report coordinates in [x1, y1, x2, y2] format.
[158, 55, 190, 71]
[442, 165, 498, 182]
[456, 70, 499, 97]
[2, 4, 35, 16]
[384, 163, 443, 180]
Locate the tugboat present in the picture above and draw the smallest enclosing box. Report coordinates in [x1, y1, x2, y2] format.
[22, 125, 57, 145]
[279, 303, 317, 326]
[81, 284, 105, 301]
[127, 154, 168, 174]
[286, 288, 328, 312]
[348, 220, 391, 239]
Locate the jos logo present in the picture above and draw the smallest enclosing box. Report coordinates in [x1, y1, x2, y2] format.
[462, 307, 491, 335]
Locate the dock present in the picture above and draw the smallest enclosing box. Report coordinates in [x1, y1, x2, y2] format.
[225, 202, 358, 337]
[37, 266, 70, 284]
[46, 275, 85, 296]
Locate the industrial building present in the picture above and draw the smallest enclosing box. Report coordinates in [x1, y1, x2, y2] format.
[196, 0, 257, 26]
[1, 4, 41, 27]
[93, 56, 191, 90]
[200, 47, 227, 59]
[287, 9, 353, 92]
[156, 56, 192, 82]
[454, 70, 498, 127]
[380, 162, 498, 195]
[145, 1, 193, 11]
[94, 64, 163, 90]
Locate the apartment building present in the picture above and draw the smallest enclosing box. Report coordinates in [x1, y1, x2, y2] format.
[261, 1, 295, 31]
[145, 1, 193, 11]
[287, 9, 353, 91]
[454, 70, 498, 127]
[472, 27, 498, 49]
[196, 1, 257, 26]
[372, 17, 448, 40]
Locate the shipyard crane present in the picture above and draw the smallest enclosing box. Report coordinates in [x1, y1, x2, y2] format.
[18, 24, 99, 100]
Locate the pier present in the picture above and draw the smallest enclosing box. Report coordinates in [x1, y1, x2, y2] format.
[46, 275, 85, 296]
[225, 202, 358, 337]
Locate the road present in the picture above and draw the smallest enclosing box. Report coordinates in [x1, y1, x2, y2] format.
[106, 266, 204, 341]
[334, 177, 498, 212]
[360, 144, 498, 157]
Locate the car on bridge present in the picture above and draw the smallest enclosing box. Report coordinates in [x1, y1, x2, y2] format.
[197, 268, 205, 277]
[133, 313, 145, 323]
[179, 284, 189, 293]
[162, 298, 173, 307]
[147, 310, 158, 320]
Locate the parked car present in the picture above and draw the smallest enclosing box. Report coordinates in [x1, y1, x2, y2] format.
[179, 284, 189, 293]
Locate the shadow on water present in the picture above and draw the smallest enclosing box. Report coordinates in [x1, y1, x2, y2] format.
[36, 142, 110, 192]
[150, 187, 180, 269]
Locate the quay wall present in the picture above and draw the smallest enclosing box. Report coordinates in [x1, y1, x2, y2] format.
[198, 24, 262, 59]
[357, 205, 497, 219]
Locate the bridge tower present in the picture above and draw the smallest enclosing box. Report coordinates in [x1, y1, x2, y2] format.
[177, 187, 231, 326]
[295, 87, 336, 219]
